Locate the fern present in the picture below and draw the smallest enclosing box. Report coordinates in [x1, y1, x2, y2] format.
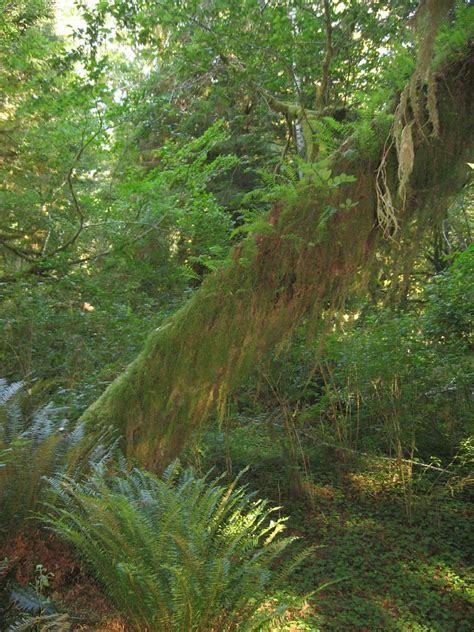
[0, 379, 23, 406]
[10, 586, 54, 615]
[0, 380, 117, 540]
[8, 612, 70, 632]
[44, 464, 313, 631]
[240, 161, 300, 210]
[2, 564, 71, 631]
[314, 116, 351, 155]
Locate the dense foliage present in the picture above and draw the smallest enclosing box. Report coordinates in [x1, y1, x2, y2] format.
[0, 0, 473, 629]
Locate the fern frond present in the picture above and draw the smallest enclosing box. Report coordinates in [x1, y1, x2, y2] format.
[0, 379, 23, 406]
[0, 380, 117, 537]
[8, 612, 70, 632]
[10, 586, 54, 615]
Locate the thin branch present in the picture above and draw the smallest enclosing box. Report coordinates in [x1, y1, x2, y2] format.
[42, 119, 106, 258]
[268, 418, 453, 475]
[0, 239, 40, 262]
[82, 219, 168, 231]
[67, 216, 169, 266]
[316, 0, 334, 112]
[0, 212, 171, 284]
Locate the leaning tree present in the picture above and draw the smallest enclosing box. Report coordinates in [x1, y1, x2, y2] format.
[81, 1, 474, 469]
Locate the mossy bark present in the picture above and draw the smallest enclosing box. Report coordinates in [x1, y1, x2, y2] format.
[81, 52, 474, 470]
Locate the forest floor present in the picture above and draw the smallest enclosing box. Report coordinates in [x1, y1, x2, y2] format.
[204, 425, 474, 631]
[2, 425, 473, 631]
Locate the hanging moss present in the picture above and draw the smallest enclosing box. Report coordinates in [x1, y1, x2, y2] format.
[80, 48, 474, 471]
[375, 0, 465, 234]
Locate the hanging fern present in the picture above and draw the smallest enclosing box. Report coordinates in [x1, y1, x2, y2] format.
[44, 463, 313, 631]
[242, 161, 300, 207]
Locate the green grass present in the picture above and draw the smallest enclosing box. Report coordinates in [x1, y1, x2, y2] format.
[199, 426, 474, 631]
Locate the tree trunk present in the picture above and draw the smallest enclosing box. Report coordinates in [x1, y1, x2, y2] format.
[81, 50, 474, 470]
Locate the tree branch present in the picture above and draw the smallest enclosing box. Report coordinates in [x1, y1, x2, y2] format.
[43, 120, 105, 257]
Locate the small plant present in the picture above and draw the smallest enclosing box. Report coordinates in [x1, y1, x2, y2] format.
[44, 463, 311, 631]
[33, 564, 54, 595]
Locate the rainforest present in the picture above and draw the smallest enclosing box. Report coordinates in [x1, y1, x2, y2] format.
[0, 0, 473, 630]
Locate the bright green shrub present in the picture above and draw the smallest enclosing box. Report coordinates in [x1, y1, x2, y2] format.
[44, 463, 309, 631]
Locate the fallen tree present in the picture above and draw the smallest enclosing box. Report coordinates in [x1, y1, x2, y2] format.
[81, 28, 474, 469]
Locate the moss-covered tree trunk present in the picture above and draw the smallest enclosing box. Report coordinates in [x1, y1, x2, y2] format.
[81, 51, 473, 470]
